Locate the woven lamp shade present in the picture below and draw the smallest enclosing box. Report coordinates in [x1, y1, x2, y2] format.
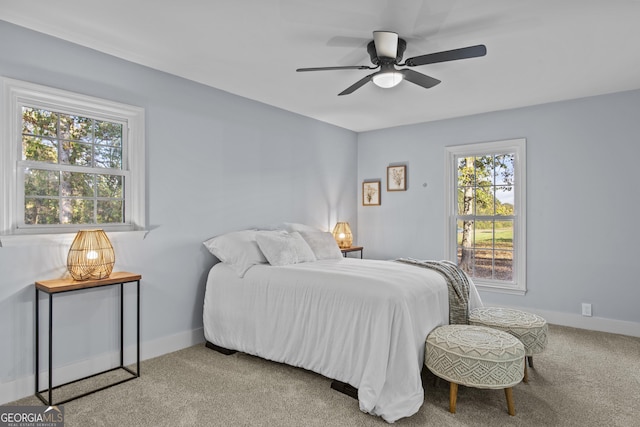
[332, 222, 353, 249]
[67, 230, 115, 281]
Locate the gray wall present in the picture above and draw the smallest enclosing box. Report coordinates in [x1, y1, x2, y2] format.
[2, 18, 638, 404]
[0, 21, 357, 402]
[357, 89, 640, 328]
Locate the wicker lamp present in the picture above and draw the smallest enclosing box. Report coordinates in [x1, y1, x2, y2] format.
[332, 222, 353, 249]
[67, 229, 115, 281]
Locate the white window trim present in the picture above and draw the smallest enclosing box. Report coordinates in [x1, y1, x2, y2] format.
[1, 77, 146, 245]
[444, 138, 527, 295]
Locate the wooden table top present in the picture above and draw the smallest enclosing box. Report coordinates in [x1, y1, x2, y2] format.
[35, 271, 141, 293]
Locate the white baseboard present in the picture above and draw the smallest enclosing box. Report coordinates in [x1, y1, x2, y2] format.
[0, 327, 204, 405]
[4, 310, 636, 404]
[493, 305, 640, 338]
[140, 327, 204, 361]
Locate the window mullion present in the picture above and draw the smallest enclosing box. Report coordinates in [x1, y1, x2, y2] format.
[18, 160, 124, 176]
[93, 173, 98, 225]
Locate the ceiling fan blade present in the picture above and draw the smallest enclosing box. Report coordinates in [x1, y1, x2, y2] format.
[296, 65, 376, 72]
[399, 69, 441, 89]
[404, 44, 486, 67]
[373, 31, 399, 58]
[338, 73, 376, 96]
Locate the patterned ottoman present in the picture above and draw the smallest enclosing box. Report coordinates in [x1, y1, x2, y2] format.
[469, 307, 548, 382]
[425, 325, 525, 416]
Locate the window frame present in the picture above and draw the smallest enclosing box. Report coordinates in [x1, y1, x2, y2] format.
[444, 138, 527, 295]
[1, 77, 146, 239]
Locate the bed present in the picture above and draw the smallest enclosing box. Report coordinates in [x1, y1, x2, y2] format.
[202, 227, 482, 423]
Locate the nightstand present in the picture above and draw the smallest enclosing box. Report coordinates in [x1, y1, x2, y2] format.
[341, 246, 363, 259]
[35, 272, 141, 405]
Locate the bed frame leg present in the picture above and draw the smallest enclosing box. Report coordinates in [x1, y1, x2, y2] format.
[330, 380, 358, 400]
[205, 341, 237, 355]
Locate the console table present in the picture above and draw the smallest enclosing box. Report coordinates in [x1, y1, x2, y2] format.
[35, 272, 141, 405]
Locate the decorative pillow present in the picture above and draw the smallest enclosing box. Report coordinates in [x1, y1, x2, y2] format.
[256, 231, 317, 266]
[299, 231, 343, 260]
[203, 230, 269, 277]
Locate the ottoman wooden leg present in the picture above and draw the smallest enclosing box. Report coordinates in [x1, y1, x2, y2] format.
[449, 382, 458, 413]
[523, 360, 528, 383]
[504, 387, 516, 416]
[527, 356, 534, 368]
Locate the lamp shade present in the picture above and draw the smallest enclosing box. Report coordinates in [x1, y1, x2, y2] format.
[372, 71, 404, 88]
[67, 229, 115, 281]
[332, 222, 353, 249]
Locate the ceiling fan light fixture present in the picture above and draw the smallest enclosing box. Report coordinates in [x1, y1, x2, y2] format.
[372, 71, 404, 88]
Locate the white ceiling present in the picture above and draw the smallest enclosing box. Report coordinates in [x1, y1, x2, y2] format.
[2, 0, 640, 132]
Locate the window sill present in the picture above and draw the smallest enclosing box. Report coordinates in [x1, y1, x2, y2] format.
[474, 281, 527, 296]
[0, 230, 148, 247]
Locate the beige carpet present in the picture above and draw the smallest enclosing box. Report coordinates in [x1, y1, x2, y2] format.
[8, 324, 640, 426]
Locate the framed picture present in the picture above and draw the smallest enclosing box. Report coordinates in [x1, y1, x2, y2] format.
[387, 165, 407, 191]
[362, 181, 381, 206]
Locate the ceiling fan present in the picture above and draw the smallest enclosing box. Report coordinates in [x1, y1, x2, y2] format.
[296, 31, 486, 96]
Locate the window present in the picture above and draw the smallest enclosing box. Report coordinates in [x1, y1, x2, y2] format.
[444, 139, 526, 294]
[1, 78, 145, 236]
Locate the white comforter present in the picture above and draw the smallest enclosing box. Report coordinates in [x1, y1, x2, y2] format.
[203, 258, 482, 423]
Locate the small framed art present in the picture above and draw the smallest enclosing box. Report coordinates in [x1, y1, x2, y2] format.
[387, 165, 406, 191]
[362, 181, 381, 206]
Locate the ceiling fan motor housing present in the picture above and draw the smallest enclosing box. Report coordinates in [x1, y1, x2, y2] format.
[367, 38, 407, 65]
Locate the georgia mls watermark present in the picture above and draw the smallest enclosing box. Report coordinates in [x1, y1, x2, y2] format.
[0, 406, 64, 427]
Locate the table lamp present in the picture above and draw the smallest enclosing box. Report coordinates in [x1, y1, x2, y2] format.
[67, 229, 115, 280]
[332, 222, 353, 249]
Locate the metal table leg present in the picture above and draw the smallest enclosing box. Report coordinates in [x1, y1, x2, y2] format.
[48, 293, 53, 405]
[35, 288, 39, 401]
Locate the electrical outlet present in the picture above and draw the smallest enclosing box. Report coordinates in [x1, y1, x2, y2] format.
[581, 303, 592, 317]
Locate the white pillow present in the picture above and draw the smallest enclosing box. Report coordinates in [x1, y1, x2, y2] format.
[203, 230, 269, 277]
[256, 231, 317, 266]
[299, 231, 343, 260]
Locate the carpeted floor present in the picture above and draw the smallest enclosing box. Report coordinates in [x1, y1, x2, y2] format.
[8, 324, 640, 426]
